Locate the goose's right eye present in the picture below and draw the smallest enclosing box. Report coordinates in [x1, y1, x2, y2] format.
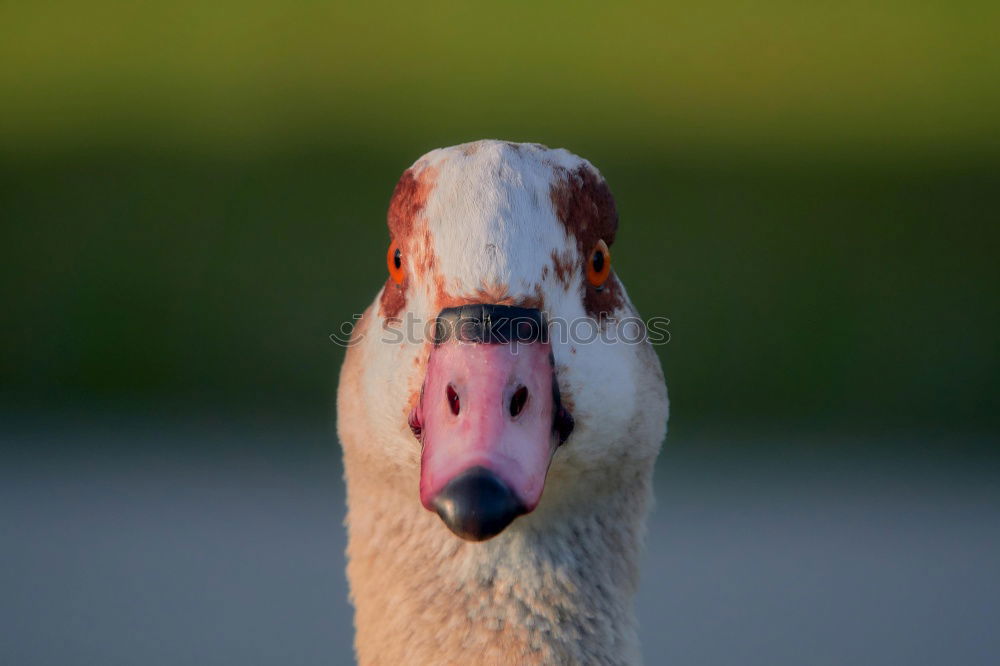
[387, 240, 406, 284]
[586, 239, 611, 287]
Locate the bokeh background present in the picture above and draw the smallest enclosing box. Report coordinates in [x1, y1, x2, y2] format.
[2, 2, 998, 664]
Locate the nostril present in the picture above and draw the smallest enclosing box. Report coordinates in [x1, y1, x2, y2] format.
[446, 384, 460, 415]
[509, 386, 528, 418]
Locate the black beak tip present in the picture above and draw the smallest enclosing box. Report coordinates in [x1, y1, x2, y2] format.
[431, 466, 527, 541]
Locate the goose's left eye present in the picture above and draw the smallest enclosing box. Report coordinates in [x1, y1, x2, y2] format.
[387, 240, 406, 284]
[586, 239, 611, 287]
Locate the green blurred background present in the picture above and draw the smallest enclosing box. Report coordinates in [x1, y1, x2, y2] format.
[3, 0, 999, 436]
[3, 3, 1000, 665]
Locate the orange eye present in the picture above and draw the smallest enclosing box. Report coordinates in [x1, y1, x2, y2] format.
[586, 239, 611, 287]
[387, 240, 405, 284]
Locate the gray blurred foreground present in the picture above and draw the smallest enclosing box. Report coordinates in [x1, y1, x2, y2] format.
[2, 418, 997, 665]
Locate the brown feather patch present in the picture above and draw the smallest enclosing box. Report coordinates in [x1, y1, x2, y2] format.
[380, 166, 437, 318]
[549, 165, 624, 317]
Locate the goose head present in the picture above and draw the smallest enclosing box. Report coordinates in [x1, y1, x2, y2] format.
[344, 140, 667, 543]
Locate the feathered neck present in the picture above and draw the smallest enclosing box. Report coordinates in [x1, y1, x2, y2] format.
[342, 456, 654, 665]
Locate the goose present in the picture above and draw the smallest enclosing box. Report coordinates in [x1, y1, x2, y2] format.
[337, 140, 669, 665]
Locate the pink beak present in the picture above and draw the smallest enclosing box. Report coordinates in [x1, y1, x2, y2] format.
[410, 306, 573, 541]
